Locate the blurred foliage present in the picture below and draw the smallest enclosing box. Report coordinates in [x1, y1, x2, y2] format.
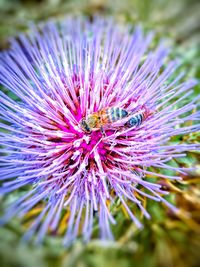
[0, 0, 200, 267]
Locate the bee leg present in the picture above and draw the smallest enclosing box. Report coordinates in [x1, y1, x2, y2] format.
[100, 126, 106, 137]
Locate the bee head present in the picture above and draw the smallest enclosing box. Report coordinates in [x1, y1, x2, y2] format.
[80, 118, 91, 133]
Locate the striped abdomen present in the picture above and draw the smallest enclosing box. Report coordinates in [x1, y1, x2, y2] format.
[126, 112, 146, 128]
[101, 107, 128, 124]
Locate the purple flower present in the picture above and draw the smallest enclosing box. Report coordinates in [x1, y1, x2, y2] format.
[0, 17, 199, 246]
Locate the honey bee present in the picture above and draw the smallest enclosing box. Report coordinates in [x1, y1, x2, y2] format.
[80, 107, 128, 133]
[125, 110, 149, 128]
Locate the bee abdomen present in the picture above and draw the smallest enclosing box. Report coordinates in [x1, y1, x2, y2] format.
[126, 113, 145, 127]
[108, 107, 128, 122]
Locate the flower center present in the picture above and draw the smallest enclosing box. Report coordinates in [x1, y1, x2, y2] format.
[76, 131, 113, 161]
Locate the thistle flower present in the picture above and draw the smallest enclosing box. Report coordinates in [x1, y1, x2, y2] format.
[0, 17, 199, 246]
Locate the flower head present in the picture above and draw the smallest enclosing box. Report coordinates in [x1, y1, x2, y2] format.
[0, 17, 199, 245]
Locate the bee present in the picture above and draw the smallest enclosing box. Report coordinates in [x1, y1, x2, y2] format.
[80, 107, 128, 133]
[125, 110, 149, 128]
